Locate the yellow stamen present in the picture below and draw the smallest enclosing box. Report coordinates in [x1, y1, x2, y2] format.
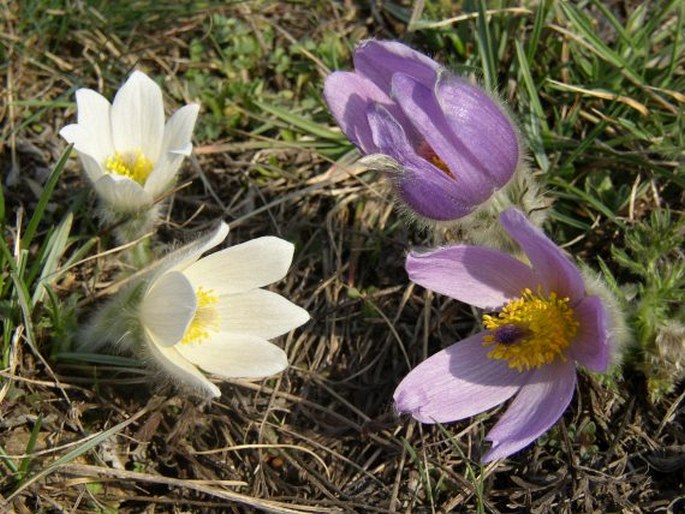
[104, 150, 154, 185]
[482, 288, 579, 372]
[181, 287, 220, 345]
[417, 140, 455, 179]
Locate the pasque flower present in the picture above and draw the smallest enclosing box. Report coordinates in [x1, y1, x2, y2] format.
[140, 222, 309, 397]
[82, 222, 309, 398]
[394, 208, 614, 462]
[324, 40, 521, 223]
[60, 70, 199, 214]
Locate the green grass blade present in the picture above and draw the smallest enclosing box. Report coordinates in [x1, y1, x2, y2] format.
[589, 0, 635, 48]
[6, 401, 160, 501]
[31, 212, 73, 306]
[255, 101, 344, 141]
[22, 144, 72, 250]
[547, 209, 593, 231]
[0, 446, 19, 475]
[435, 422, 486, 514]
[668, 1, 683, 80]
[475, 0, 497, 92]
[0, 237, 37, 351]
[16, 416, 42, 482]
[558, 3, 642, 84]
[549, 177, 623, 224]
[527, 0, 553, 64]
[516, 40, 545, 123]
[515, 40, 550, 172]
[0, 179, 5, 224]
[54, 352, 143, 367]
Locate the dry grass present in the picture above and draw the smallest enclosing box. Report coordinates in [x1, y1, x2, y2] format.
[1, 0, 683, 512]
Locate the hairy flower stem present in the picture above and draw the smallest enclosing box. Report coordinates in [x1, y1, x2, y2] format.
[78, 282, 146, 353]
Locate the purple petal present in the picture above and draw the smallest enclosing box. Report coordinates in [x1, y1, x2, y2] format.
[354, 40, 440, 92]
[570, 295, 609, 372]
[324, 71, 392, 154]
[391, 73, 492, 201]
[406, 246, 538, 310]
[367, 104, 473, 220]
[393, 332, 526, 423]
[499, 209, 586, 301]
[482, 360, 576, 462]
[435, 72, 519, 188]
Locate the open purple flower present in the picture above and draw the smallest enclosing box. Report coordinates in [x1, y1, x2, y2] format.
[324, 40, 521, 222]
[394, 208, 611, 462]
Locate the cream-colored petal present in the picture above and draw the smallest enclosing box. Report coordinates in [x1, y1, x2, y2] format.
[111, 71, 165, 161]
[59, 123, 81, 145]
[74, 88, 114, 163]
[145, 331, 220, 398]
[93, 175, 152, 212]
[75, 150, 105, 183]
[216, 289, 309, 339]
[60, 122, 112, 181]
[144, 153, 184, 199]
[144, 103, 199, 196]
[177, 333, 288, 378]
[163, 222, 230, 273]
[59, 89, 114, 163]
[140, 271, 196, 347]
[163, 103, 200, 155]
[184, 236, 295, 295]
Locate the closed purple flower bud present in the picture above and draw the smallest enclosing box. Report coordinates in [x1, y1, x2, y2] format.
[324, 40, 522, 223]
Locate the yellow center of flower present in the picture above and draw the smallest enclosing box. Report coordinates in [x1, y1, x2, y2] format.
[180, 287, 220, 345]
[482, 288, 579, 372]
[104, 150, 154, 185]
[417, 140, 455, 179]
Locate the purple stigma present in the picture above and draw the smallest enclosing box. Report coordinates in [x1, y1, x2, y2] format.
[492, 325, 528, 345]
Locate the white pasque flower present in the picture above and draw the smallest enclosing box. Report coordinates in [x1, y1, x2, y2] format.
[60, 70, 199, 213]
[139, 222, 309, 398]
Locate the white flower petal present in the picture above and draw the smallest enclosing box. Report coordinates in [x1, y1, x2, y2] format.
[145, 334, 220, 398]
[177, 333, 288, 378]
[59, 123, 80, 145]
[164, 222, 230, 273]
[163, 103, 200, 155]
[75, 151, 105, 184]
[215, 289, 309, 339]
[111, 71, 165, 160]
[184, 236, 295, 294]
[73, 88, 114, 163]
[140, 271, 197, 347]
[144, 103, 200, 197]
[60, 123, 110, 182]
[171, 142, 192, 155]
[93, 174, 153, 212]
[144, 153, 184, 199]
[60, 90, 116, 168]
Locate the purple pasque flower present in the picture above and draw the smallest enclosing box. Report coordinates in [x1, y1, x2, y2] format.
[324, 40, 520, 222]
[394, 208, 610, 462]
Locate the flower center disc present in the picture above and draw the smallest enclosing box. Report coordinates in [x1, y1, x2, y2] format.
[181, 287, 220, 345]
[482, 288, 579, 372]
[105, 150, 154, 185]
